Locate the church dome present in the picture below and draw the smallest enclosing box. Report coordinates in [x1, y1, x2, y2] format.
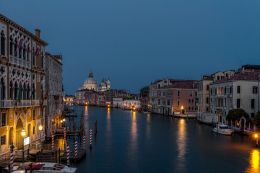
[82, 72, 97, 91]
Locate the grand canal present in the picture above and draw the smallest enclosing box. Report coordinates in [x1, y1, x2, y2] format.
[74, 106, 259, 173]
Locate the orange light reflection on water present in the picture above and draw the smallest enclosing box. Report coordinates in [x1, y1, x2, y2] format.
[246, 149, 260, 173]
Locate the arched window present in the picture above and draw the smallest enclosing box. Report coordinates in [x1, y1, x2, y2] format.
[18, 83, 22, 100]
[18, 40, 22, 59]
[1, 31, 6, 56]
[14, 39, 17, 57]
[23, 44, 26, 60]
[9, 81, 13, 99]
[10, 36, 13, 56]
[0, 78, 5, 100]
[23, 83, 26, 100]
[27, 84, 30, 99]
[14, 82, 18, 100]
[32, 47, 35, 65]
[32, 83, 35, 99]
[27, 47, 30, 61]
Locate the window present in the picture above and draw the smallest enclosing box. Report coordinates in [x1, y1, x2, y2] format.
[158, 99, 161, 105]
[206, 97, 209, 104]
[237, 99, 241, 108]
[206, 85, 209, 91]
[167, 100, 171, 106]
[230, 87, 233, 94]
[10, 37, 13, 55]
[33, 126, 35, 135]
[251, 99, 255, 109]
[253, 86, 258, 94]
[0, 135, 6, 145]
[1, 113, 6, 127]
[0, 31, 5, 56]
[178, 91, 180, 97]
[251, 113, 255, 118]
[237, 86, 241, 94]
[32, 110, 36, 120]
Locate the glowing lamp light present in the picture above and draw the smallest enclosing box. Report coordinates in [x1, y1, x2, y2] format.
[181, 106, 184, 110]
[38, 125, 43, 131]
[254, 134, 259, 139]
[21, 129, 26, 137]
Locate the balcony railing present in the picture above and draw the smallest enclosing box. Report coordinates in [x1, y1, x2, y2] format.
[0, 100, 40, 108]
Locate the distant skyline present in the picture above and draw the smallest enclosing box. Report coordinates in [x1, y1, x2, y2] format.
[1, 0, 260, 94]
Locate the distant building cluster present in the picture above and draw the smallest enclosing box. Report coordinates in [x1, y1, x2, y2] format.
[75, 72, 140, 110]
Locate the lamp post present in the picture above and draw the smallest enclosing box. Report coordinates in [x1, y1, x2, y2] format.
[38, 125, 43, 149]
[254, 133, 259, 147]
[21, 129, 26, 163]
[181, 106, 184, 114]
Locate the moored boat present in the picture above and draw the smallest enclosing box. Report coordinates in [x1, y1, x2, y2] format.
[212, 124, 234, 136]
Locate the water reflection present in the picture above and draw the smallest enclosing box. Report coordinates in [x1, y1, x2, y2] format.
[129, 111, 138, 152]
[106, 107, 111, 132]
[107, 108, 111, 120]
[56, 138, 65, 151]
[176, 119, 187, 171]
[246, 149, 260, 173]
[146, 113, 151, 139]
[84, 106, 89, 135]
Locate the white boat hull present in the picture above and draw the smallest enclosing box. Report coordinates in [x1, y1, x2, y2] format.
[212, 128, 233, 136]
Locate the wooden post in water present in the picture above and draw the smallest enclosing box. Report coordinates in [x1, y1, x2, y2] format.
[89, 129, 93, 150]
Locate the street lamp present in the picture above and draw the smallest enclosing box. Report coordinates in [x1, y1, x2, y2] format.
[38, 125, 43, 131]
[38, 125, 44, 150]
[21, 129, 26, 163]
[181, 106, 184, 114]
[254, 133, 259, 147]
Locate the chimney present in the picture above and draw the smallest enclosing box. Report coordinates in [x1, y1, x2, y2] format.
[35, 28, 41, 38]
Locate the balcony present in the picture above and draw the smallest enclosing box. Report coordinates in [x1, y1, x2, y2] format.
[0, 100, 40, 108]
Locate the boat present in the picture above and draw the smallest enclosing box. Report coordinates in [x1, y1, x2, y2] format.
[212, 124, 234, 136]
[12, 162, 77, 173]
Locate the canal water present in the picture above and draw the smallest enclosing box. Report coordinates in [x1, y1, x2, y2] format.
[74, 106, 259, 173]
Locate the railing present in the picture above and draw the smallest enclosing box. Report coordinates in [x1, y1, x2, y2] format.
[0, 100, 40, 108]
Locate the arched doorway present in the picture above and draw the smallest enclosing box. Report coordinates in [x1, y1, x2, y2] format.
[240, 117, 247, 131]
[16, 118, 24, 149]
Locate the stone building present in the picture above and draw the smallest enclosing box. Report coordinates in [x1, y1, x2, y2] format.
[45, 53, 63, 137]
[149, 79, 197, 116]
[197, 71, 235, 123]
[210, 71, 260, 123]
[197, 65, 260, 124]
[0, 14, 47, 153]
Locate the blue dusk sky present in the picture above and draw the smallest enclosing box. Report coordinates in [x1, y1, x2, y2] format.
[1, 0, 260, 94]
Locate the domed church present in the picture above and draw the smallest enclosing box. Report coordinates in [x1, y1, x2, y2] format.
[81, 72, 98, 91]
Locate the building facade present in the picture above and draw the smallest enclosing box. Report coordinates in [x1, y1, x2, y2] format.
[197, 71, 235, 123]
[0, 14, 47, 153]
[45, 53, 63, 137]
[210, 74, 260, 123]
[149, 79, 197, 116]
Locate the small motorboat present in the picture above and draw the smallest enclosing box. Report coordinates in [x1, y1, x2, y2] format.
[212, 124, 234, 136]
[10, 162, 78, 173]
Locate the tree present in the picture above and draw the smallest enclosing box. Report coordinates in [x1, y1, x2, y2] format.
[226, 109, 249, 121]
[254, 112, 260, 127]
